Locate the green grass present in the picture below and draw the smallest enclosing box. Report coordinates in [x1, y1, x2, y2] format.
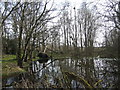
[2, 55, 16, 60]
[50, 53, 70, 59]
[32, 57, 39, 61]
[2, 55, 29, 79]
[2, 61, 27, 79]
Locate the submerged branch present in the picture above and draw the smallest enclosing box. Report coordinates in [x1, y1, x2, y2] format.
[93, 80, 102, 88]
[64, 71, 93, 89]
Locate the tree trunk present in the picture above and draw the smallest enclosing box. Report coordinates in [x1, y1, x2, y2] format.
[17, 25, 23, 68]
[17, 6, 24, 68]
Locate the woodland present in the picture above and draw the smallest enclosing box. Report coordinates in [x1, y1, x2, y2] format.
[1, 0, 120, 88]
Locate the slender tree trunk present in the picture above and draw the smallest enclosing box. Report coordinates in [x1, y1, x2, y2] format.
[17, 6, 24, 68]
[17, 25, 23, 68]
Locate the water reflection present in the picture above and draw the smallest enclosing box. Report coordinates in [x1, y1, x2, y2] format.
[3, 58, 119, 88]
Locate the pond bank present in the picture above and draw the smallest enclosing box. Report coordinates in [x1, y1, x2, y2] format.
[2, 55, 29, 79]
[2, 61, 28, 79]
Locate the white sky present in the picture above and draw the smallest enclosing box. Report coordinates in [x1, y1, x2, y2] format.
[49, 0, 109, 46]
[53, 0, 107, 46]
[54, 0, 106, 7]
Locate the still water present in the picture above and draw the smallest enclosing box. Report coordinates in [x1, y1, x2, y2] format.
[2, 58, 120, 88]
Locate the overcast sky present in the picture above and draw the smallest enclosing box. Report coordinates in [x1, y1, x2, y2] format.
[54, 0, 106, 8]
[53, 0, 107, 45]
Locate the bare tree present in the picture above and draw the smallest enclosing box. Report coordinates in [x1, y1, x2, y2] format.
[1, 1, 57, 68]
[77, 2, 99, 57]
[102, 0, 120, 58]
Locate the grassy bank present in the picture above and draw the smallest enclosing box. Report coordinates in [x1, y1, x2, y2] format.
[2, 55, 29, 79]
[51, 53, 69, 59]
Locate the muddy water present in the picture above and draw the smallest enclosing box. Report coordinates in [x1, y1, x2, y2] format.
[2, 58, 120, 88]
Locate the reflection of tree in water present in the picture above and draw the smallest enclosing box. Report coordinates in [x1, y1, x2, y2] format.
[4, 58, 119, 88]
[94, 58, 118, 88]
[107, 59, 120, 88]
[59, 58, 99, 88]
[60, 58, 118, 88]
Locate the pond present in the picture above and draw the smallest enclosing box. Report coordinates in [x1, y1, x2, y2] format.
[2, 57, 120, 88]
